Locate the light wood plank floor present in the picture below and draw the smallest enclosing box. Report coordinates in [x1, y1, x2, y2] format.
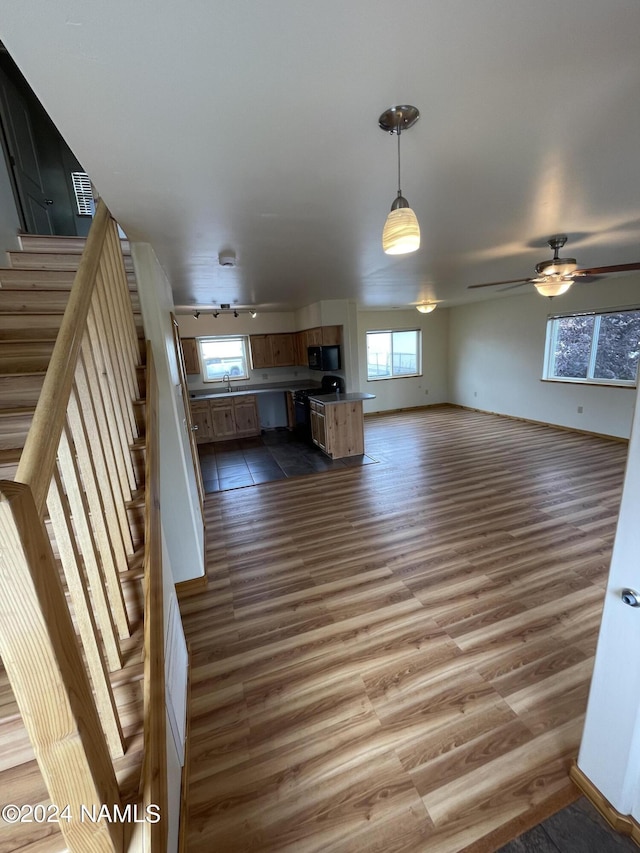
[179, 406, 628, 853]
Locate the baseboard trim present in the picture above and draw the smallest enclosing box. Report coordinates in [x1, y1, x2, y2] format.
[176, 573, 208, 598]
[177, 643, 193, 853]
[449, 403, 629, 443]
[364, 403, 449, 418]
[569, 762, 640, 844]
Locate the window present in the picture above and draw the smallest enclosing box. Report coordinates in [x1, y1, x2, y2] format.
[366, 329, 421, 380]
[543, 308, 640, 386]
[197, 335, 250, 383]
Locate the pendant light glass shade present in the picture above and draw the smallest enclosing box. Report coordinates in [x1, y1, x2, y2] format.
[533, 278, 573, 297]
[383, 206, 420, 254]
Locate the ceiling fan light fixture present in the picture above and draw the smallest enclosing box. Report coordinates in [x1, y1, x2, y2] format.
[534, 278, 574, 297]
[416, 302, 436, 313]
[379, 105, 420, 256]
[537, 258, 577, 277]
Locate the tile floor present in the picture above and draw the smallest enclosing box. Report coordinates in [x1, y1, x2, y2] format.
[497, 797, 637, 852]
[197, 428, 376, 493]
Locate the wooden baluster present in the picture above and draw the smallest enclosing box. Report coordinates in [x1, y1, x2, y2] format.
[57, 425, 123, 671]
[142, 347, 168, 853]
[100, 233, 140, 397]
[47, 470, 125, 759]
[86, 304, 138, 493]
[81, 335, 134, 506]
[95, 265, 138, 436]
[77, 347, 135, 556]
[66, 386, 130, 640]
[0, 481, 123, 853]
[105, 221, 140, 373]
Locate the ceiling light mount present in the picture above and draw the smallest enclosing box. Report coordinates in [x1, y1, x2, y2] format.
[218, 251, 236, 267]
[535, 235, 577, 278]
[379, 105, 420, 255]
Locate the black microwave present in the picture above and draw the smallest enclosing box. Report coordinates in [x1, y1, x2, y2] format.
[308, 345, 340, 371]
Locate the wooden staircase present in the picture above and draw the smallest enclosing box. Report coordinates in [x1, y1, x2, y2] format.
[0, 209, 166, 852]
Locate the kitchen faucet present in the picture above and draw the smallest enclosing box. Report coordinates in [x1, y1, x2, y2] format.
[222, 372, 232, 392]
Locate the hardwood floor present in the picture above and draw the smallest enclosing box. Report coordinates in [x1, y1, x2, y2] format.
[179, 405, 629, 852]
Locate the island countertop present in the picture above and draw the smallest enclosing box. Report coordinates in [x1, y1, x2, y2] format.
[308, 392, 376, 404]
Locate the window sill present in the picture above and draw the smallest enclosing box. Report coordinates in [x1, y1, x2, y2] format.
[541, 378, 637, 389]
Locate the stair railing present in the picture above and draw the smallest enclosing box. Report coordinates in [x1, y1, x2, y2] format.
[0, 201, 166, 852]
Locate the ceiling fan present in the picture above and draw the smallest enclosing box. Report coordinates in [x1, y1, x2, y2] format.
[468, 235, 640, 297]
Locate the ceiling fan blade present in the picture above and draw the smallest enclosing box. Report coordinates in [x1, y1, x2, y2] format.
[468, 277, 530, 289]
[575, 262, 640, 276]
[499, 281, 530, 292]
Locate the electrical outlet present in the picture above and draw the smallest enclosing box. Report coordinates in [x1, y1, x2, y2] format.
[474, 391, 478, 397]
[577, 406, 584, 414]
[425, 389, 429, 395]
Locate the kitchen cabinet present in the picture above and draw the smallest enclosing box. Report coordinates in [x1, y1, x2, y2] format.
[191, 394, 260, 442]
[181, 338, 200, 374]
[234, 396, 260, 436]
[321, 325, 342, 346]
[249, 334, 296, 369]
[191, 401, 214, 442]
[309, 398, 364, 459]
[304, 327, 323, 348]
[209, 399, 237, 440]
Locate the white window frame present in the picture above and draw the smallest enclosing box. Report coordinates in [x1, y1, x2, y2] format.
[366, 328, 422, 381]
[196, 335, 251, 384]
[543, 307, 640, 387]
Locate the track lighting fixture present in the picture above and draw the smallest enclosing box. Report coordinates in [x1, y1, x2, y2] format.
[379, 105, 420, 255]
[189, 306, 257, 318]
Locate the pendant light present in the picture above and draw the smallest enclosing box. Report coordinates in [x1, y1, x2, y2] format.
[379, 105, 420, 255]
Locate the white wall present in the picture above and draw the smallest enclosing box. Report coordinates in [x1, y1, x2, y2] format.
[357, 308, 450, 414]
[131, 243, 205, 583]
[449, 275, 640, 439]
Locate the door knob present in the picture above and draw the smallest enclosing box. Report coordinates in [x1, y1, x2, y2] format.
[191, 424, 199, 431]
[621, 588, 640, 607]
[44, 199, 54, 205]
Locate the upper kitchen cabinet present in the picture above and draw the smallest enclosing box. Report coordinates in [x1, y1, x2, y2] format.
[181, 338, 200, 374]
[249, 333, 296, 369]
[321, 325, 343, 346]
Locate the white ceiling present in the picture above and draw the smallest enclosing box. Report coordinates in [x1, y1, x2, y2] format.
[2, 0, 640, 312]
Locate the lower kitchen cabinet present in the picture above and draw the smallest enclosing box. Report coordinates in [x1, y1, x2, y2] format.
[309, 398, 364, 459]
[234, 396, 260, 436]
[191, 395, 260, 442]
[191, 401, 214, 441]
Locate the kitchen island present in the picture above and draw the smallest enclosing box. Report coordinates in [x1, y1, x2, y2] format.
[308, 392, 375, 459]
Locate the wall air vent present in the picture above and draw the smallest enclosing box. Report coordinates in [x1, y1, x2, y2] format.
[71, 172, 94, 216]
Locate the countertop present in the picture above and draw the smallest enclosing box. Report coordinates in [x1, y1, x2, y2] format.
[308, 392, 376, 403]
[189, 382, 320, 401]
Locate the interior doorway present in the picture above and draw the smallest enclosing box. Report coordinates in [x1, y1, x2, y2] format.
[0, 44, 91, 237]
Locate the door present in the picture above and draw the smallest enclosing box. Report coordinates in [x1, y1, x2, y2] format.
[0, 66, 54, 233]
[171, 315, 205, 514]
[0, 53, 87, 235]
[577, 384, 640, 818]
